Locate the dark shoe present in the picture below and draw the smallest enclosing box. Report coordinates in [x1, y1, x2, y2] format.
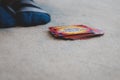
[0, 4, 16, 28]
[11, 0, 51, 27]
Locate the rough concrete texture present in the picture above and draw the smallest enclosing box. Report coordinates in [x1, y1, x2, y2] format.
[0, 0, 120, 80]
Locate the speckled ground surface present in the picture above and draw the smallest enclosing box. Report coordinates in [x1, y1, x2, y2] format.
[0, 0, 120, 80]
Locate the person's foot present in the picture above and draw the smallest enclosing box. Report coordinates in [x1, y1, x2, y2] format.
[0, 4, 16, 28]
[11, 0, 51, 27]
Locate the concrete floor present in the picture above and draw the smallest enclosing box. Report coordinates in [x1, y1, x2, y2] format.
[0, 0, 120, 80]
